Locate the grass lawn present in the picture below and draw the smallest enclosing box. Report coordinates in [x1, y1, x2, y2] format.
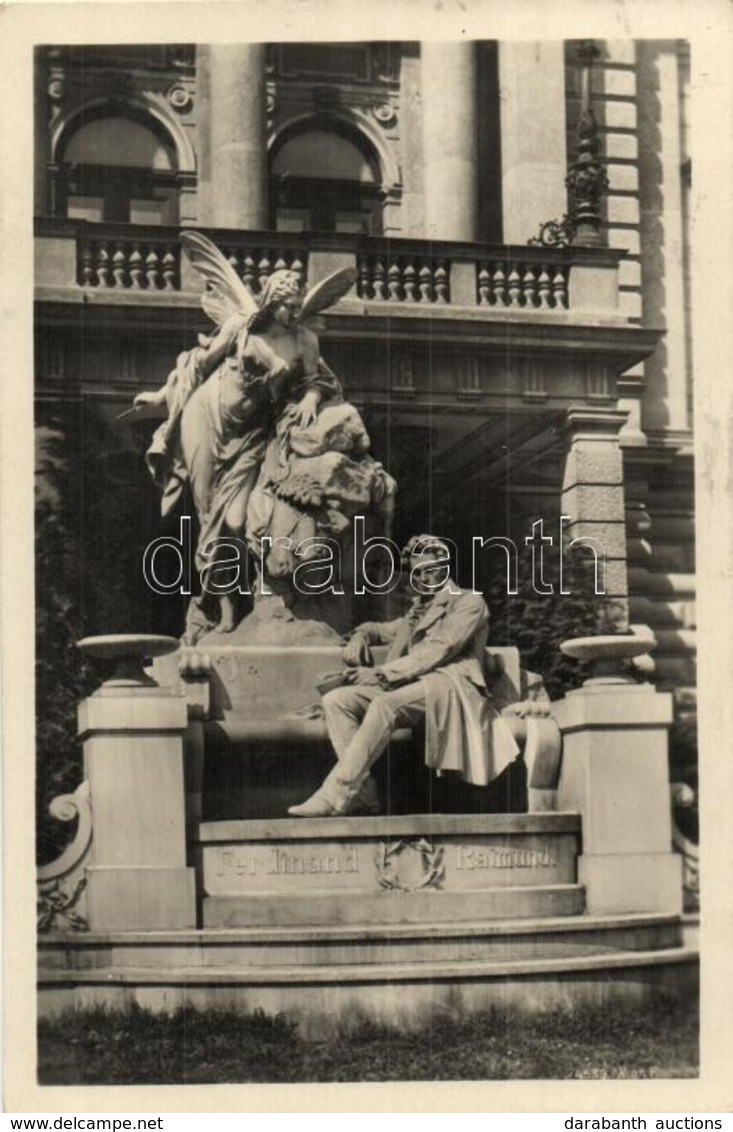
[38, 995, 698, 1084]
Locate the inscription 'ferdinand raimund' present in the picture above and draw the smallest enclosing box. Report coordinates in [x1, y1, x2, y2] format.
[455, 846, 556, 870]
[215, 847, 359, 877]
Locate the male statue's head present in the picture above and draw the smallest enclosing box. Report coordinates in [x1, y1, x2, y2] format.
[402, 534, 452, 595]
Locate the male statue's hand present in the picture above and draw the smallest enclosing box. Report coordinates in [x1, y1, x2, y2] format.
[506, 699, 551, 719]
[342, 632, 372, 667]
[345, 667, 383, 687]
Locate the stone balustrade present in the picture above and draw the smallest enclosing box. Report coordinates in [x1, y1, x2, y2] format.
[79, 231, 181, 291]
[356, 244, 449, 303]
[477, 256, 569, 310]
[35, 218, 626, 318]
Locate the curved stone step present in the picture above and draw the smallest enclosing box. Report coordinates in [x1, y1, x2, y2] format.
[40, 912, 683, 971]
[38, 945, 700, 1032]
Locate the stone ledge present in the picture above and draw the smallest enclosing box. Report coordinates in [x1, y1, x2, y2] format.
[38, 910, 682, 946]
[198, 812, 582, 842]
[38, 945, 699, 987]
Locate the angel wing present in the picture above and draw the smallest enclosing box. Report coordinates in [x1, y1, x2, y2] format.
[180, 231, 259, 327]
[299, 267, 357, 323]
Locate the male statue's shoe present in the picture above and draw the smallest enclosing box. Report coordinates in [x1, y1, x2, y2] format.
[288, 773, 379, 818]
[287, 790, 341, 818]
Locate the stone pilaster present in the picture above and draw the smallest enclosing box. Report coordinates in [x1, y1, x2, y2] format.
[421, 42, 478, 241]
[200, 44, 268, 230]
[79, 691, 196, 931]
[498, 42, 567, 244]
[637, 41, 690, 433]
[561, 407, 630, 609]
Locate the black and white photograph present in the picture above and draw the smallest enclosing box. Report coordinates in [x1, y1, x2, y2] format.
[2, 0, 732, 1115]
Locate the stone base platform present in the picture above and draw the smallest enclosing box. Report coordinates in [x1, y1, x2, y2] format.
[38, 914, 697, 1035]
[38, 812, 698, 1032]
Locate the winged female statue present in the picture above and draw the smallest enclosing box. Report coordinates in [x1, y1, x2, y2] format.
[133, 232, 395, 645]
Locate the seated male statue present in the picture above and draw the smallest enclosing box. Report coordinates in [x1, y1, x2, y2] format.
[288, 534, 520, 817]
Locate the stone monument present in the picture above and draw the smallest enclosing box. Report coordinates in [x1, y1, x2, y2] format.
[37, 232, 696, 1033]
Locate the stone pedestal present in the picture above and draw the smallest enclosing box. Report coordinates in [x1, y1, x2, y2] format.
[554, 680, 681, 915]
[78, 692, 196, 931]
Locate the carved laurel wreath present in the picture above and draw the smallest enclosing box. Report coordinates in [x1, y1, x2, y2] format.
[376, 838, 445, 893]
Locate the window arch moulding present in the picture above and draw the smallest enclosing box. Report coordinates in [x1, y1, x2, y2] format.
[268, 109, 401, 195]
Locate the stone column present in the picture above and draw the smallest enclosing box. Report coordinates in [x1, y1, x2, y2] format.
[79, 689, 196, 931]
[203, 44, 268, 230]
[561, 407, 630, 611]
[498, 42, 567, 244]
[553, 652, 681, 915]
[421, 42, 478, 241]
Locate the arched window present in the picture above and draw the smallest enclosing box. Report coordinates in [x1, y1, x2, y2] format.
[270, 123, 383, 234]
[55, 114, 179, 224]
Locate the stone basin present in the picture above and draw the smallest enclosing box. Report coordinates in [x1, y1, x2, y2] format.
[560, 632, 656, 685]
[560, 633, 655, 663]
[77, 633, 180, 690]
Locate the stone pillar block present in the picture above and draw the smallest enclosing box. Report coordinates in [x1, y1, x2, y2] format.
[450, 260, 478, 307]
[308, 250, 357, 289]
[554, 682, 681, 915]
[78, 692, 196, 931]
[35, 237, 77, 287]
[568, 261, 620, 314]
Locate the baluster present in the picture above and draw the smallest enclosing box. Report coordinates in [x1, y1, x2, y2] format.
[522, 265, 538, 309]
[552, 266, 568, 309]
[111, 243, 127, 288]
[477, 263, 491, 306]
[387, 258, 403, 301]
[162, 247, 177, 291]
[357, 256, 372, 300]
[80, 241, 94, 286]
[507, 266, 522, 308]
[226, 248, 240, 277]
[493, 261, 507, 306]
[537, 267, 552, 309]
[96, 243, 111, 288]
[418, 262, 433, 302]
[403, 258, 417, 302]
[145, 248, 160, 290]
[434, 259, 449, 303]
[258, 254, 271, 293]
[290, 255, 305, 282]
[274, 252, 288, 272]
[242, 254, 257, 294]
[128, 243, 143, 289]
[372, 256, 387, 301]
